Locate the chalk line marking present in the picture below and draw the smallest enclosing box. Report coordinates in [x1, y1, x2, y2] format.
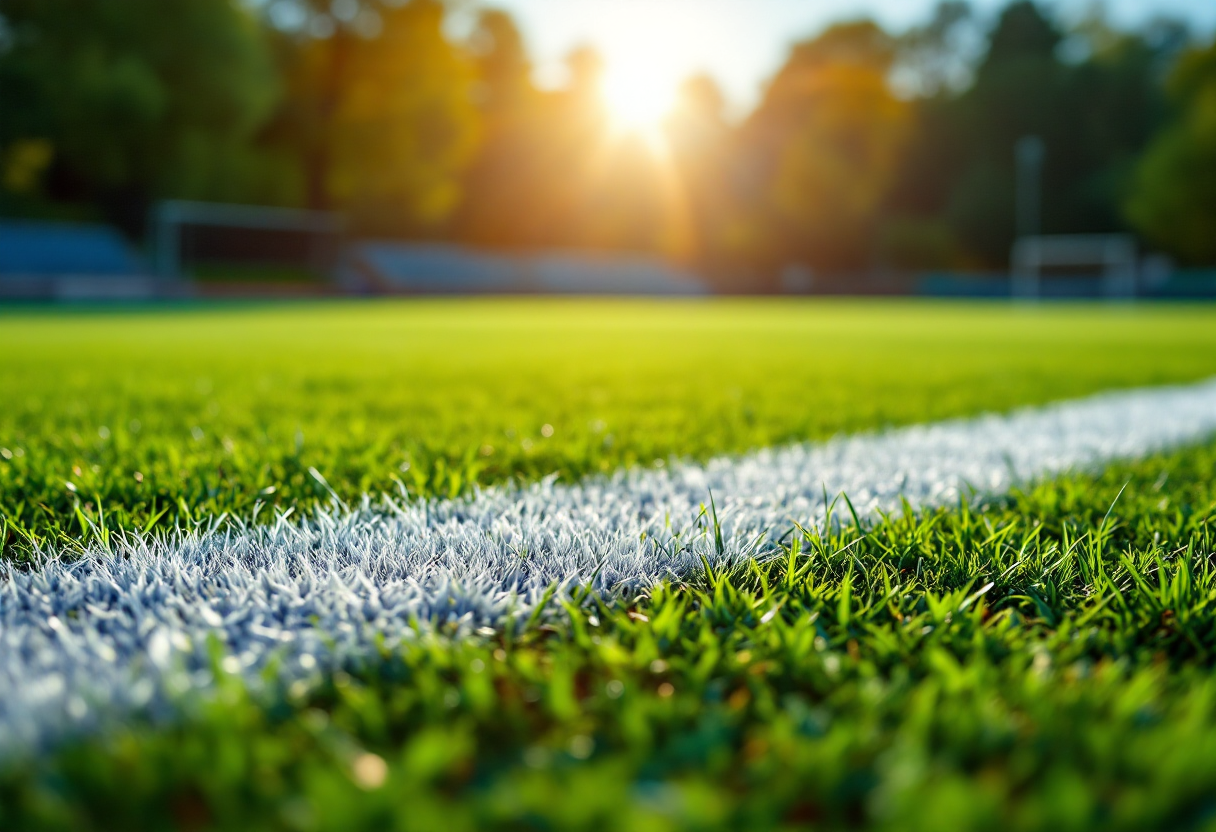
[4, 379, 1216, 749]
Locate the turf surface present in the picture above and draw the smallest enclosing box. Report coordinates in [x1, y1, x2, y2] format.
[4, 439, 1216, 831]
[4, 300, 1216, 831]
[4, 299, 1216, 552]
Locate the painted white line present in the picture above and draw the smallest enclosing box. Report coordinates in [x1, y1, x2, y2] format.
[3, 379, 1216, 750]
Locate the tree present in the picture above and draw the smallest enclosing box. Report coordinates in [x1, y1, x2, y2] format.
[886, 1, 1179, 267]
[735, 20, 912, 274]
[268, 0, 479, 234]
[456, 36, 673, 255]
[0, 0, 282, 232]
[453, 9, 552, 248]
[1125, 38, 1216, 264]
[892, 0, 975, 98]
[942, 1, 1066, 262]
[663, 75, 734, 267]
[326, 0, 479, 234]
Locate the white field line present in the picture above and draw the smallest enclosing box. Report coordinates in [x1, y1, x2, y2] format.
[4, 379, 1216, 750]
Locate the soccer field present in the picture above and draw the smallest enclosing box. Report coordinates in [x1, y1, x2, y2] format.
[4, 300, 1216, 830]
[4, 300, 1216, 551]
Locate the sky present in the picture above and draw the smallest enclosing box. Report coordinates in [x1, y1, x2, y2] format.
[463, 0, 1216, 115]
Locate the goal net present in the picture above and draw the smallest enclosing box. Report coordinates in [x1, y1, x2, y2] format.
[1011, 234, 1137, 301]
[151, 200, 341, 283]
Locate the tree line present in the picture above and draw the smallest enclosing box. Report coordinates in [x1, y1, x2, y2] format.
[1, 0, 1214, 287]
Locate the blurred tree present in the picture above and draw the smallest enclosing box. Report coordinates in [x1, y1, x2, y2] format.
[1125, 38, 1216, 264]
[470, 8, 534, 116]
[893, 1, 976, 98]
[0, 0, 284, 232]
[874, 3, 977, 270]
[663, 75, 733, 265]
[269, 0, 479, 234]
[453, 9, 553, 248]
[1056, 18, 1177, 234]
[1, 0, 1204, 271]
[329, 0, 479, 233]
[540, 47, 674, 253]
[943, 1, 1065, 262]
[262, 0, 381, 212]
[885, 1, 1181, 268]
[456, 35, 675, 255]
[735, 20, 912, 275]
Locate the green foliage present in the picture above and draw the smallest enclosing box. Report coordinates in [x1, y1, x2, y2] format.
[326, 0, 480, 232]
[0, 0, 286, 226]
[737, 21, 912, 273]
[1125, 38, 1216, 264]
[4, 301, 1216, 555]
[452, 9, 555, 248]
[6, 441, 1216, 829]
[888, 2, 1181, 268]
[457, 36, 688, 256]
[3, 0, 1209, 270]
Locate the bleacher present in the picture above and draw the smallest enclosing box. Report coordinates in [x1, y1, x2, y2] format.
[0, 220, 158, 300]
[341, 242, 708, 296]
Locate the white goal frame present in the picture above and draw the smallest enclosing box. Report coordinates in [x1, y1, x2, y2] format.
[151, 200, 342, 280]
[1011, 234, 1137, 301]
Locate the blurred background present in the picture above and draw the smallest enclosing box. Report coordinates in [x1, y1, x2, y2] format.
[1, 0, 1214, 300]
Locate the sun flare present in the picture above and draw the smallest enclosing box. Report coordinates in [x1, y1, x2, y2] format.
[601, 64, 677, 136]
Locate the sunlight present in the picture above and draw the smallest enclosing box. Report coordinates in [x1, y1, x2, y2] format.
[590, 9, 688, 140]
[601, 64, 678, 136]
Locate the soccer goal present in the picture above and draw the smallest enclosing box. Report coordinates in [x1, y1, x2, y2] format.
[150, 200, 342, 283]
[1011, 234, 1138, 301]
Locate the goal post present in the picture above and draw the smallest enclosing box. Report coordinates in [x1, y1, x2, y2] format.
[151, 200, 342, 282]
[1011, 234, 1138, 301]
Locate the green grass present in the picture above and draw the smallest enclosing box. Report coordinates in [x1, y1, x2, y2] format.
[4, 299, 1216, 553]
[5, 439, 1216, 831]
[6, 299, 1216, 830]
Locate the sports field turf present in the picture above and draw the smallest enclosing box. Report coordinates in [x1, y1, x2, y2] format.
[3, 300, 1216, 553]
[3, 300, 1216, 830]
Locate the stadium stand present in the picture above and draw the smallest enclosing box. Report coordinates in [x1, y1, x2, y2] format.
[341, 242, 708, 296]
[0, 220, 157, 300]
